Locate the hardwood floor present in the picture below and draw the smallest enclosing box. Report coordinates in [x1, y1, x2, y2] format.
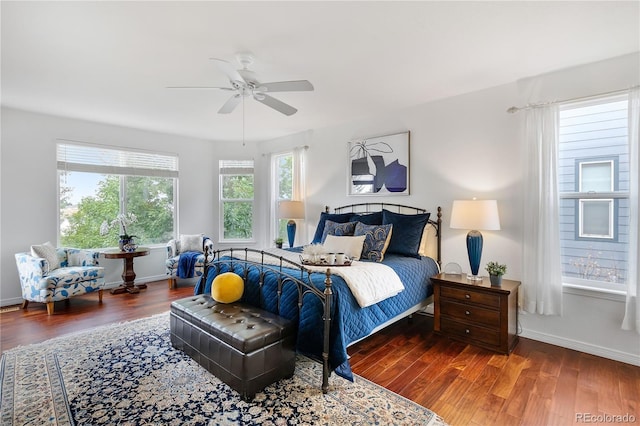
[1, 280, 638, 425]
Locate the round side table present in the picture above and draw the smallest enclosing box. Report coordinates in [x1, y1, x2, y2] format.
[102, 247, 150, 294]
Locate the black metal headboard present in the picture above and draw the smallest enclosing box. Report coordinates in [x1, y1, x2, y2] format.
[326, 203, 442, 266]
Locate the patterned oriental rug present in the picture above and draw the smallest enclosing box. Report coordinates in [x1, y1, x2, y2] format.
[0, 313, 448, 426]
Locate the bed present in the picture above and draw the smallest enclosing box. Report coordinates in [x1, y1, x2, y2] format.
[194, 203, 442, 392]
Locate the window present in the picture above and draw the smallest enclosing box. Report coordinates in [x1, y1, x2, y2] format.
[270, 148, 306, 245]
[219, 160, 254, 241]
[273, 152, 293, 242]
[578, 160, 615, 239]
[57, 141, 177, 249]
[558, 95, 629, 290]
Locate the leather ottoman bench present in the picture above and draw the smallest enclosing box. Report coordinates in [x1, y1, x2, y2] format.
[170, 295, 296, 400]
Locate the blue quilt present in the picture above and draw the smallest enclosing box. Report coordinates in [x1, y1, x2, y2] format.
[194, 254, 439, 381]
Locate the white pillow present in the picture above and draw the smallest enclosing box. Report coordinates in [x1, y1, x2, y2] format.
[418, 223, 437, 258]
[30, 241, 59, 273]
[322, 235, 366, 261]
[179, 234, 204, 253]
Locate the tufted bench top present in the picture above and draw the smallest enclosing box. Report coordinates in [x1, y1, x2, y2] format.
[170, 295, 295, 354]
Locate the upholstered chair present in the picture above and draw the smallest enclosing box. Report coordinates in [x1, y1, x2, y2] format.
[166, 234, 214, 289]
[15, 243, 105, 315]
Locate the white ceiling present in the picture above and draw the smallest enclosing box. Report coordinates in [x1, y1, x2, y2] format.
[2, 1, 639, 143]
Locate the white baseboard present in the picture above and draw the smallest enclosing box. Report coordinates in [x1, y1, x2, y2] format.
[520, 328, 640, 367]
[1, 296, 24, 307]
[0, 274, 174, 307]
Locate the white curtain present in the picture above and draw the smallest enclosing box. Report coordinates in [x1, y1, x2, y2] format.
[292, 146, 307, 201]
[292, 146, 307, 243]
[622, 87, 640, 333]
[522, 104, 563, 315]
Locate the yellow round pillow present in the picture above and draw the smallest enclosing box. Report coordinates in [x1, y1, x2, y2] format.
[211, 272, 244, 303]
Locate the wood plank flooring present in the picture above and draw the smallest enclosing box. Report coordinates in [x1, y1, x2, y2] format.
[1, 280, 638, 425]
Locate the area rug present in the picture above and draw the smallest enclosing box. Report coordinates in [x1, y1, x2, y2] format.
[0, 312, 447, 425]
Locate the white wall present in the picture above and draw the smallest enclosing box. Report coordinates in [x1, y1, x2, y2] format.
[255, 53, 640, 366]
[0, 107, 258, 304]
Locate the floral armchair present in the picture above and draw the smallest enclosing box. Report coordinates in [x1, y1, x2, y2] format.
[166, 234, 214, 289]
[15, 245, 105, 315]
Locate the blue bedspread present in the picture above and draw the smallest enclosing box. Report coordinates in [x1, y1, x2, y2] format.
[194, 254, 439, 380]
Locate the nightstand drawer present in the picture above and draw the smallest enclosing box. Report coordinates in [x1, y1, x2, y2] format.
[440, 286, 501, 308]
[441, 320, 501, 347]
[440, 300, 500, 327]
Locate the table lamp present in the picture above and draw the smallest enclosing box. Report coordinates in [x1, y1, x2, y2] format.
[278, 200, 305, 248]
[450, 199, 501, 280]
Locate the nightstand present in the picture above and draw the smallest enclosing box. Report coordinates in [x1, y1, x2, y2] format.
[432, 273, 520, 354]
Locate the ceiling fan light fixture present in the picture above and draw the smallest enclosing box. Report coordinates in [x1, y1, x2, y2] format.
[170, 53, 313, 116]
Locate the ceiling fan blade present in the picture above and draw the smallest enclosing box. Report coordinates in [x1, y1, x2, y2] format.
[260, 80, 314, 93]
[255, 94, 298, 116]
[218, 94, 242, 114]
[166, 86, 234, 90]
[238, 69, 259, 85]
[210, 58, 245, 83]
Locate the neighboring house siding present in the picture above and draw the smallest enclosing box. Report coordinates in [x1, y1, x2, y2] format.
[558, 99, 629, 284]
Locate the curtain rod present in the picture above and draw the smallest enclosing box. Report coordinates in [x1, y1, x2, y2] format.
[506, 85, 638, 113]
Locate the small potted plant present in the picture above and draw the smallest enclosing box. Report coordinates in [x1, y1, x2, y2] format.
[485, 261, 507, 286]
[274, 237, 284, 249]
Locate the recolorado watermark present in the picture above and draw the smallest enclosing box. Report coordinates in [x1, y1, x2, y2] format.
[576, 413, 637, 423]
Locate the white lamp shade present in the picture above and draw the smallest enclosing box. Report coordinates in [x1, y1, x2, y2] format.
[278, 200, 305, 219]
[450, 199, 501, 231]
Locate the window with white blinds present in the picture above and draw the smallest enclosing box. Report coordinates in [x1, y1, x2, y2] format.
[558, 94, 629, 291]
[57, 141, 178, 177]
[57, 141, 177, 249]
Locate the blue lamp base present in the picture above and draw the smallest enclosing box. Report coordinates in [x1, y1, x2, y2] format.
[466, 230, 483, 281]
[286, 220, 297, 248]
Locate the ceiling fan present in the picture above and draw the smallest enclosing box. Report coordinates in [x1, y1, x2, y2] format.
[168, 53, 314, 116]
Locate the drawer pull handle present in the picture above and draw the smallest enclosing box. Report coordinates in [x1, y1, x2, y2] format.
[465, 294, 471, 299]
[465, 310, 470, 315]
[465, 329, 470, 334]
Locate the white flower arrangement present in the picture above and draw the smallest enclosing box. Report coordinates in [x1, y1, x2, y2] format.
[301, 243, 325, 263]
[100, 212, 137, 240]
[302, 243, 325, 256]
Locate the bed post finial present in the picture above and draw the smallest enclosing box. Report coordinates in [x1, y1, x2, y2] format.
[325, 205, 330, 213]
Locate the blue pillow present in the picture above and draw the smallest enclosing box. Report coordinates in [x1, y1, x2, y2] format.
[321, 220, 357, 242]
[354, 222, 393, 262]
[350, 211, 383, 225]
[311, 212, 353, 244]
[382, 209, 431, 258]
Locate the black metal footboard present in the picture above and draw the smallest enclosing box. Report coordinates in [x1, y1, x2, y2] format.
[200, 247, 333, 394]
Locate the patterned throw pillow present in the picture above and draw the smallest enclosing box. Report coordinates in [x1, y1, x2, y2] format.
[179, 234, 204, 253]
[311, 212, 354, 244]
[321, 220, 357, 243]
[354, 222, 393, 262]
[30, 241, 59, 273]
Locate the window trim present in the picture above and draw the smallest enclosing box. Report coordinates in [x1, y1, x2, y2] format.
[558, 93, 630, 291]
[578, 198, 614, 239]
[578, 159, 613, 192]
